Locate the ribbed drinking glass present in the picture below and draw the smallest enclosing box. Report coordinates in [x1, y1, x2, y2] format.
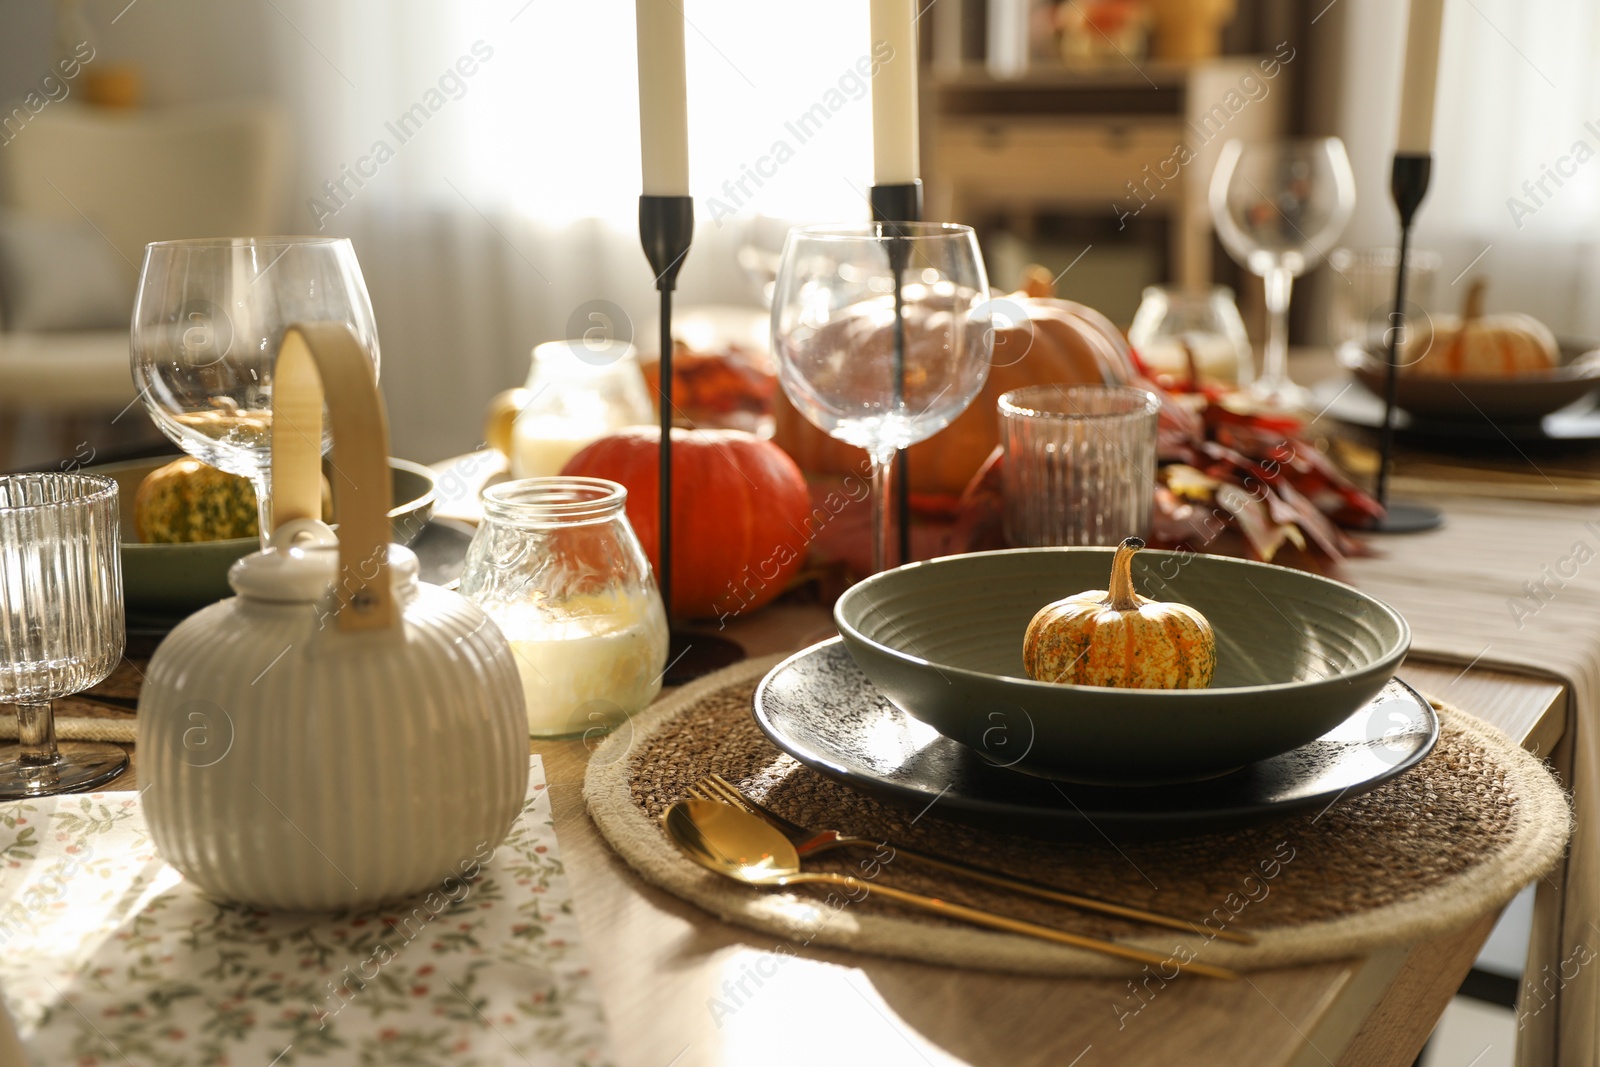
[999, 385, 1160, 547]
[0, 473, 128, 798]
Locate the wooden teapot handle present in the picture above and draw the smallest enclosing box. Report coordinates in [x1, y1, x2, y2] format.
[271, 322, 396, 632]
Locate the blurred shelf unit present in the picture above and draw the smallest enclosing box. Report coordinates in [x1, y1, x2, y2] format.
[922, 58, 1288, 298]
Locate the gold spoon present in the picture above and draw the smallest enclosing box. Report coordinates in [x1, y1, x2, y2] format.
[663, 799, 1238, 980]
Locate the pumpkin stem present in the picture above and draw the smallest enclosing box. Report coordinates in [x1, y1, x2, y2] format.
[1020, 263, 1056, 300]
[1107, 536, 1144, 610]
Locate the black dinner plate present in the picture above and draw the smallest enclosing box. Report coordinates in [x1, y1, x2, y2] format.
[1314, 373, 1600, 444]
[752, 638, 1439, 839]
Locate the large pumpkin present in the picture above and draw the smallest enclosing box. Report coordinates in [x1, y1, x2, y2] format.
[773, 291, 1139, 496]
[561, 427, 813, 620]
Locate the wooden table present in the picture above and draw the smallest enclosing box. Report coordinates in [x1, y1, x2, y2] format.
[96, 600, 1560, 1067]
[85, 426, 1567, 1067]
[533, 610, 1563, 1067]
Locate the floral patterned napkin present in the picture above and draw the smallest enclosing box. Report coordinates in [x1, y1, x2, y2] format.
[0, 757, 612, 1067]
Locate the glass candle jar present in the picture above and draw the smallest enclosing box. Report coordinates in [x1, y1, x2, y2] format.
[459, 477, 668, 739]
[510, 340, 654, 478]
[1127, 285, 1253, 387]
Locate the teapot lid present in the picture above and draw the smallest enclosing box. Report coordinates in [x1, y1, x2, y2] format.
[230, 517, 418, 605]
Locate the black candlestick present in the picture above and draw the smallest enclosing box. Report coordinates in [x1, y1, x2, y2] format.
[638, 194, 744, 683]
[869, 180, 923, 568]
[1368, 154, 1443, 534]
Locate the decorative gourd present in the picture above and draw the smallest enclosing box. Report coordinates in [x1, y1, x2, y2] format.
[483, 387, 531, 457]
[1023, 537, 1216, 689]
[772, 288, 1139, 496]
[1402, 278, 1558, 379]
[134, 458, 259, 543]
[561, 427, 813, 619]
[134, 457, 334, 543]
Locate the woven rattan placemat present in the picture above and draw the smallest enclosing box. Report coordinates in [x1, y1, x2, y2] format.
[585, 656, 1572, 975]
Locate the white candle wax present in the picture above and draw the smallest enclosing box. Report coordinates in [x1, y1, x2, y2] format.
[496, 595, 669, 739]
[635, 0, 690, 195]
[1137, 335, 1244, 386]
[1396, 0, 1446, 155]
[510, 414, 604, 479]
[870, 0, 920, 185]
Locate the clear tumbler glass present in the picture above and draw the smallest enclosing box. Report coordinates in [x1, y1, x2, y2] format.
[1000, 385, 1160, 547]
[0, 473, 128, 798]
[1328, 247, 1442, 367]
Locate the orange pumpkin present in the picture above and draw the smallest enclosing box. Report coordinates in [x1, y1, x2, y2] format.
[772, 291, 1139, 496]
[561, 427, 813, 620]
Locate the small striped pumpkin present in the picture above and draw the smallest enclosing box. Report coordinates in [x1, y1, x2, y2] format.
[1402, 277, 1558, 379]
[1023, 537, 1215, 689]
[134, 458, 260, 543]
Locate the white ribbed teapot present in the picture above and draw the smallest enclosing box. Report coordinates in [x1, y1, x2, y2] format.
[137, 323, 528, 910]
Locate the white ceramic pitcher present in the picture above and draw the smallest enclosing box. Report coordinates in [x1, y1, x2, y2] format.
[137, 323, 528, 910]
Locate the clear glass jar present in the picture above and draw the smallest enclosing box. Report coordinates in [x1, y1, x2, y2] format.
[1127, 285, 1253, 388]
[1327, 247, 1442, 367]
[459, 477, 668, 739]
[509, 340, 654, 478]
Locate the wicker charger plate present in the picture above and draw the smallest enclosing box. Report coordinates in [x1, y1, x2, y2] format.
[584, 656, 1571, 975]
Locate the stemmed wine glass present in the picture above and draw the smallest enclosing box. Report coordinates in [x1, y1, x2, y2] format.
[131, 237, 381, 546]
[1209, 138, 1356, 412]
[771, 223, 993, 573]
[0, 473, 128, 798]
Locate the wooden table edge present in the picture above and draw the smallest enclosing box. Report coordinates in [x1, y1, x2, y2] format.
[1288, 656, 1567, 1065]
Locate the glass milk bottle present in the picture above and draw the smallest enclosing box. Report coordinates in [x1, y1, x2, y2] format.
[459, 477, 669, 739]
[510, 340, 653, 477]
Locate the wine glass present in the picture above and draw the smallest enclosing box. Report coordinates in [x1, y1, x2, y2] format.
[1209, 138, 1356, 412]
[771, 223, 993, 573]
[131, 237, 381, 546]
[0, 473, 128, 798]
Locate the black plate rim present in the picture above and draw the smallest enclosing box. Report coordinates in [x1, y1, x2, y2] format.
[751, 637, 1441, 828]
[1318, 373, 1600, 441]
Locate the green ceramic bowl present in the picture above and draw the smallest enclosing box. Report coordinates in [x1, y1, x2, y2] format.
[92, 457, 437, 618]
[834, 547, 1411, 785]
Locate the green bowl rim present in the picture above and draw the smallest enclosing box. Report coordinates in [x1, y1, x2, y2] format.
[107, 456, 437, 552]
[833, 545, 1411, 699]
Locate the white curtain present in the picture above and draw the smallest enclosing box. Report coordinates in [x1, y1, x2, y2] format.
[259, 0, 874, 460]
[1334, 0, 1600, 340]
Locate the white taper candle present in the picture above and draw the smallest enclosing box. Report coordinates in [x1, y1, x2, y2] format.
[635, 0, 691, 195]
[1396, 0, 1446, 155]
[870, 0, 920, 184]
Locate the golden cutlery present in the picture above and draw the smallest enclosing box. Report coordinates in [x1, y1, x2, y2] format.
[662, 798, 1239, 980]
[690, 772, 1254, 946]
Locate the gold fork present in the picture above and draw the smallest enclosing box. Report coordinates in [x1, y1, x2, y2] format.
[689, 772, 1255, 946]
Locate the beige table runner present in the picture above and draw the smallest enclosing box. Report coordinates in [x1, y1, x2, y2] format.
[1346, 493, 1600, 1067]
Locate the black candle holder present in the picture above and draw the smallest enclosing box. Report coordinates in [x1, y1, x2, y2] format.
[869, 179, 923, 568]
[638, 194, 744, 683]
[1368, 154, 1444, 534]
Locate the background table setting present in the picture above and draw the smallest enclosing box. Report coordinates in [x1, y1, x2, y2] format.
[4, 1, 1600, 1066]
